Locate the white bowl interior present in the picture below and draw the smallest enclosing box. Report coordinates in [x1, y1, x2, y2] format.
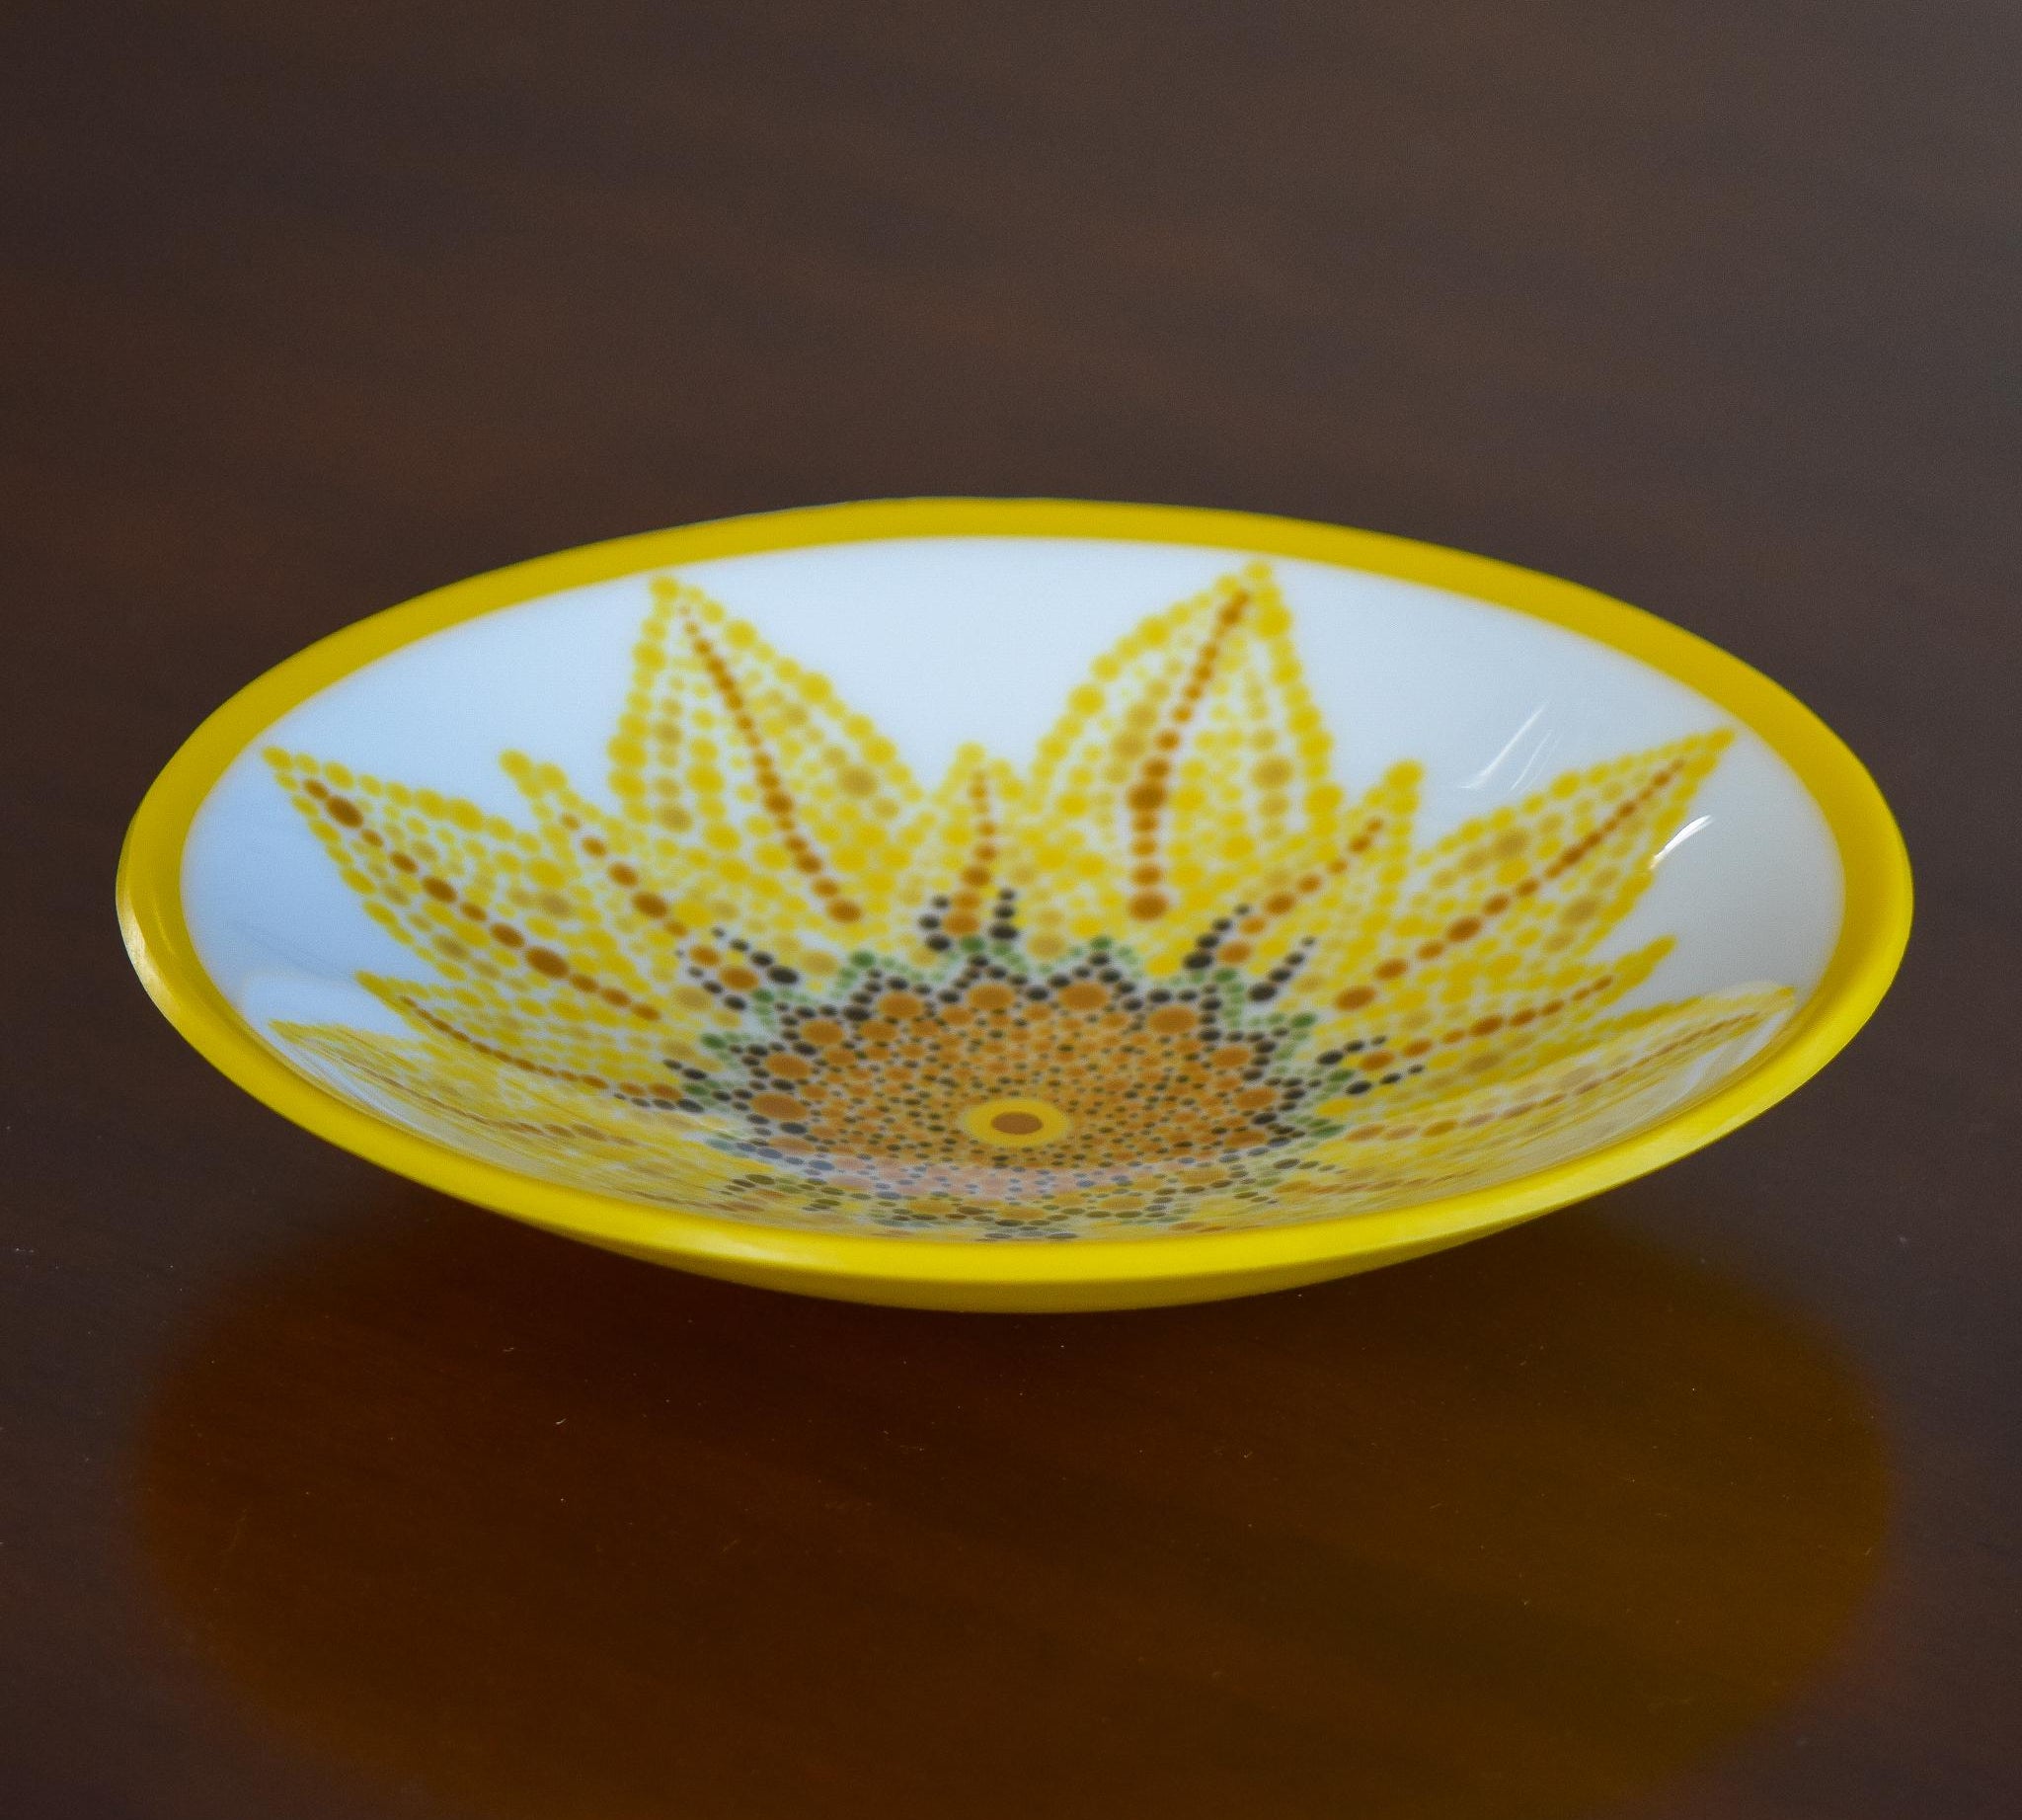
[182, 535, 1840, 1242]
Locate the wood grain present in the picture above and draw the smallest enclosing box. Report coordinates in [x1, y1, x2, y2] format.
[3, 4, 2017, 1815]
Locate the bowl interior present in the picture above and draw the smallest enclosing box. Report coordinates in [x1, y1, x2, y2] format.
[179, 531, 1842, 1244]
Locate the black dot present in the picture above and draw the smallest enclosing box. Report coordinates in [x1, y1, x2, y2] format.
[1347, 1080, 1372, 1096]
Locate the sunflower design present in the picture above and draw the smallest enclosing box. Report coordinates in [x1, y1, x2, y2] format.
[266, 564, 1791, 1241]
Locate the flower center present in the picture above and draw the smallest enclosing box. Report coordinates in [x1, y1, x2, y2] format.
[961, 1096, 1072, 1149]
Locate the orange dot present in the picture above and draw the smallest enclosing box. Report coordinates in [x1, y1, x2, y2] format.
[1057, 982, 1108, 1011]
[970, 983, 1016, 1012]
[766, 1053, 813, 1079]
[750, 1093, 806, 1122]
[1374, 959, 1409, 981]
[632, 891, 668, 917]
[1447, 916, 1483, 941]
[526, 948, 569, 978]
[827, 901, 863, 922]
[721, 967, 760, 991]
[1128, 891, 1170, 920]
[878, 992, 924, 1020]
[327, 797, 363, 828]
[990, 1111, 1044, 1137]
[1337, 986, 1377, 1011]
[608, 863, 639, 888]
[1146, 1005, 1198, 1036]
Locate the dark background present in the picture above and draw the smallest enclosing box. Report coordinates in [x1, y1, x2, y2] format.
[4, 4, 2018, 1816]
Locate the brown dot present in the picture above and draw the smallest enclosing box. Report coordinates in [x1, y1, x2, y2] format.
[859, 1020, 897, 1043]
[326, 797, 363, 828]
[721, 967, 760, 991]
[632, 891, 667, 918]
[608, 863, 639, 888]
[1337, 986, 1377, 1011]
[990, 1111, 1044, 1137]
[750, 1093, 806, 1122]
[1471, 1014, 1506, 1037]
[1218, 940, 1253, 966]
[1482, 895, 1511, 915]
[970, 983, 1016, 1012]
[878, 992, 924, 1021]
[1447, 916, 1483, 941]
[827, 901, 863, 923]
[1128, 891, 1170, 920]
[526, 948, 568, 978]
[1374, 959, 1409, 981]
[570, 973, 597, 992]
[390, 853, 418, 873]
[943, 911, 979, 937]
[766, 1053, 813, 1080]
[422, 877, 456, 903]
[582, 837, 607, 858]
[1127, 782, 1167, 814]
[1058, 982, 1108, 1012]
[1146, 1005, 1198, 1036]
[800, 1019, 845, 1046]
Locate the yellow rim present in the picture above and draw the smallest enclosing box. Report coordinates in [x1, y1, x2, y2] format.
[117, 499, 1912, 1291]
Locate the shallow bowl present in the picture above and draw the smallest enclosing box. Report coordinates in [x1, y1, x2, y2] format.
[119, 500, 1909, 1309]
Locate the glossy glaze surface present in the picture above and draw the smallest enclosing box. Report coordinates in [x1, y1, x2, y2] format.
[8, 4, 2015, 1815]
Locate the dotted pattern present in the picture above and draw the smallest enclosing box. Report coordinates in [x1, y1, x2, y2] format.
[264, 567, 1794, 1241]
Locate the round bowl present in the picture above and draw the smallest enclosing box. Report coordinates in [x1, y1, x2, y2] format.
[119, 500, 1909, 1310]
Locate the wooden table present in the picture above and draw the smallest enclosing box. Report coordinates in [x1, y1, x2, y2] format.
[5, 5, 2017, 1815]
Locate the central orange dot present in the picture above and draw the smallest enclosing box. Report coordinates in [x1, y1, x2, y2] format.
[990, 1111, 1045, 1136]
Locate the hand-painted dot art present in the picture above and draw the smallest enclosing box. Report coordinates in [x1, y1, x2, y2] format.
[265, 564, 1794, 1242]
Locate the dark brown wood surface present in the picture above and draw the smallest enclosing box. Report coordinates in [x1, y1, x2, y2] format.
[4, 4, 2018, 1815]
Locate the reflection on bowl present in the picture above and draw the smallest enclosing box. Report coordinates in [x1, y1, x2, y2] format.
[120, 501, 1909, 1307]
[138, 1190, 1888, 1820]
